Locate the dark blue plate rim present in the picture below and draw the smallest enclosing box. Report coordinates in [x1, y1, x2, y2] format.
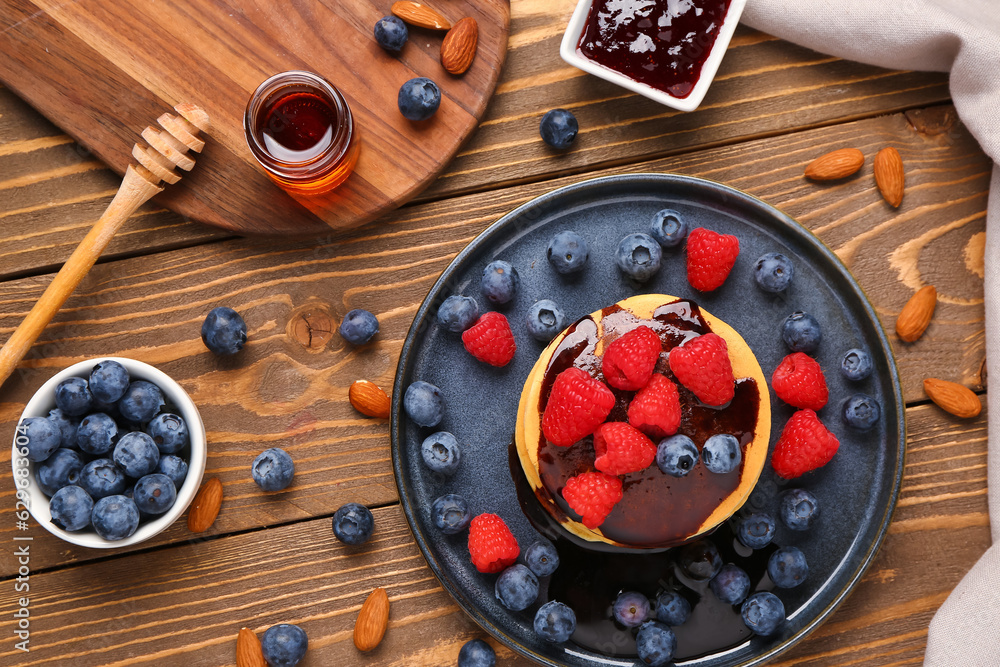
[390, 172, 906, 667]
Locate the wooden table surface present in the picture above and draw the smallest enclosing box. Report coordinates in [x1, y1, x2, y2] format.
[0, 2, 990, 665]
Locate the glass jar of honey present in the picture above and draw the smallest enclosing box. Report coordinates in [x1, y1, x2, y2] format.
[244, 71, 360, 196]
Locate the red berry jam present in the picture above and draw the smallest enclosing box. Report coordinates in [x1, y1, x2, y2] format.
[577, 0, 733, 99]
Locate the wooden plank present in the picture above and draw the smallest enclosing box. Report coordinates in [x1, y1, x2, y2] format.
[0, 403, 987, 666]
[0, 108, 986, 572]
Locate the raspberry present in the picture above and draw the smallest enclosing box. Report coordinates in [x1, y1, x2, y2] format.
[462, 312, 516, 367]
[467, 513, 520, 573]
[628, 373, 681, 439]
[593, 422, 657, 475]
[562, 472, 623, 529]
[542, 367, 616, 447]
[772, 352, 828, 410]
[771, 409, 840, 479]
[601, 325, 662, 391]
[668, 333, 735, 406]
[686, 227, 740, 292]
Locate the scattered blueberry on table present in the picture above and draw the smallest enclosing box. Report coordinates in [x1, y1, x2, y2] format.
[373, 15, 408, 53]
[539, 108, 578, 149]
[201, 306, 248, 356]
[650, 209, 688, 248]
[398, 77, 441, 121]
[546, 230, 589, 274]
[480, 260, 519, 304]
[338, 308, 379, 345]
[261, 623, 308, 667]
[526, 300, 565, 342]
[332, 502, 375, 545]
[437, 295, 479, 333]
[251, 447, 295, 492]
[458, 638, 496, 667]
[534, 600, 576, 643]
[615, 232, 662, 282]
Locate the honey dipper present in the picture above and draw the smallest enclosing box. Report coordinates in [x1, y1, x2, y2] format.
[0, 104, 210, 388]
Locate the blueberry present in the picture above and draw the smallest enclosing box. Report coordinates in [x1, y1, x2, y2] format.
[736, 512, 776, 549]
[79, 458, 127, 499]
[90, 360, 130, 403]
[133, 474, 177, 515]
[710, 563, 751, 605]
[526, 300, 566, 342]
[678, 540, 723, 580]
[547, 231, 589, 274]
[118, 380, 165, 423]
[398, 77, 440, 121]
[495, 563, 539, 611]
[524, 541, 560, 577]
[332, 502, 375, 545]
[656, 435, 699, 477]
[55, 377, 93, 417]
[338, 308, 379, 345]
[261, 623, 308, 667]
[47, 409, 80, 449]
[76, 413, 120, 455]
[91, 494, 140, 541]
[49, 485, 94, 532]
[841, 348, 873, 381]
[403, 381, 444, 427]
[843, 393, 881, 430]
[373, 15, 408, 52]
[480, 260, 519, 304]
[251, 447, 295, 492]
[615, 233, 662, 282]
[650, 209, 688, 248]
[779, 488, 819, 531]
[36, 448, 85, 496]
[768, 546, 809, 588]
[114, 432, 160, 478]
[534, 600, 576, 643]
[701, 434, 742, 474]
[437, 296, 479, 333]
[636, 621, 676, 666]
[201, 306, 248, 356]
[612, 591, 651, 628]
[741, 592, 785, 636]
[458, 639, 496, 667]
[753, 252, 795, 293]
[781, 311, 822, 354]
[146, 413, 189, 454]
[539, 109, 578, 149]
[19, 417, 62, 462]
[157, 455, 189, 489]
[420, 431, 461, 475]
[654, 590, 691, 626]
[431, 494, 471, 534]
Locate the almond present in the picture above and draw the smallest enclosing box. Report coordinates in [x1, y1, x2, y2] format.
[187, 477, 223, 532]
[804, 148, 865, 181]
[924, 378, 981, 418]
[236, 627, 266, 667]
[349, 380, 391, 419]
[895, 285, 936, 342]
[391, 1, 451, 30]
[874, 146, 905, 207]
[354, 587, 390, 652]
[441, 18, 479, 75]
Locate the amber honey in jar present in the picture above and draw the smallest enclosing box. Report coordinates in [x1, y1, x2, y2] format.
[244, 71, 359, 196]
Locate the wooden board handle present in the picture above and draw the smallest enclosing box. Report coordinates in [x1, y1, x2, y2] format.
[0, 166, 163, 387]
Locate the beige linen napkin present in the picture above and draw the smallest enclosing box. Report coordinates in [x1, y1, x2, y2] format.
[741, 1, 1000, 663]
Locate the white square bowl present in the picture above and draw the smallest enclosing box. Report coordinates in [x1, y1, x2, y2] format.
[560, 0, 747, 112]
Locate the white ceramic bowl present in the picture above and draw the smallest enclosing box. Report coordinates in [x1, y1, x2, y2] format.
[560, 0, 747, 112]
[10, 357, 206, 549]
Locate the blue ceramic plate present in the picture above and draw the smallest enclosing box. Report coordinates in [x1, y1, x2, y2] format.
[391, 174, 904, 666]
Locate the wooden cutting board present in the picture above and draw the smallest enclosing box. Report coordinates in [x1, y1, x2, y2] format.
[0, 0, 509, 236]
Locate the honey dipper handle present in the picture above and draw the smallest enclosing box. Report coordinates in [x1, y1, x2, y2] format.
[0, 166, 163, 387]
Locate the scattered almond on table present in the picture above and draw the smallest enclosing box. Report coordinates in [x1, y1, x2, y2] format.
[354, 587, 391, 651]
[349, 380, 391, 419]
[442, 17, 479, 75]
[392, 1, 452, 30]
[924, 378, 981, 418]
[874, 146, 905, 207]
[236, 627, 267, 667]
[187, 477, 223, 532]
[803, 148, 865, 181]
[895, 285, 936, 343]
